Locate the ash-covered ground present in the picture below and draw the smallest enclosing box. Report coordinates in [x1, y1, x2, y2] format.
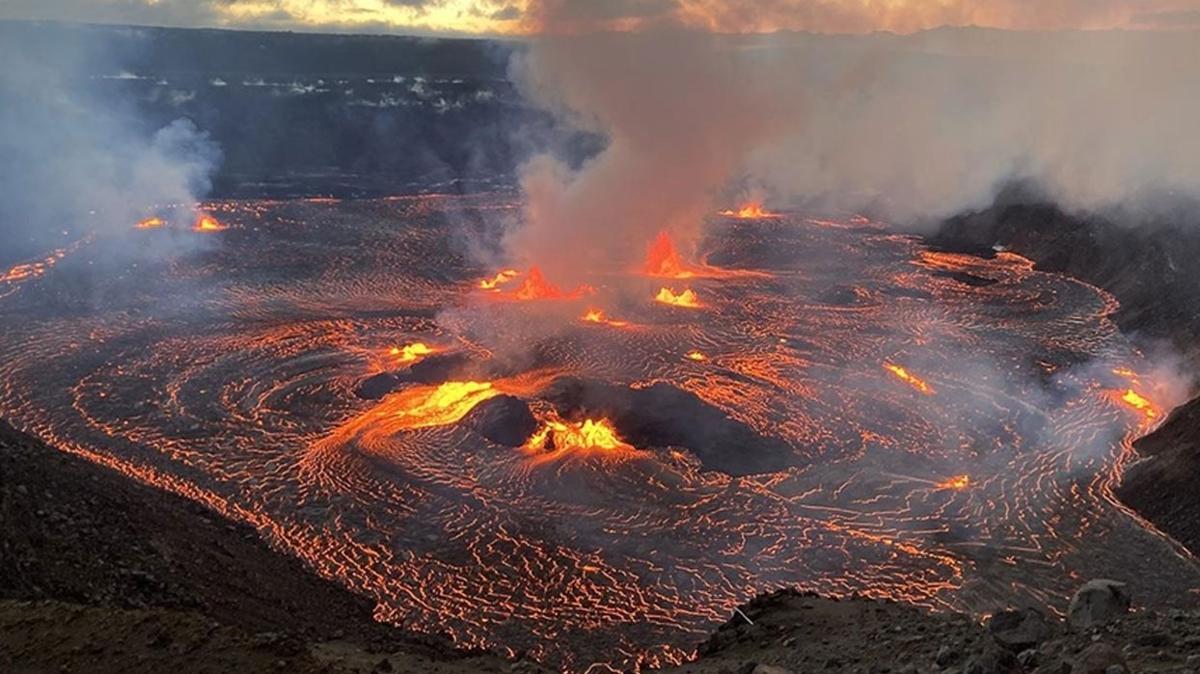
[0, 195, 1195, 671]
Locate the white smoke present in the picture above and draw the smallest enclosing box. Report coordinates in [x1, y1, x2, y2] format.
[0, 25, 220, 260]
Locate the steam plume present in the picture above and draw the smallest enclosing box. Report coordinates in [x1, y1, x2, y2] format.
[508, 23, 1200, 280]
[0, 25, 220, 261]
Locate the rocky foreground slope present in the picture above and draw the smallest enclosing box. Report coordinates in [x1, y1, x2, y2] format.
[4, 417, 1200, 673]
[667, 584, 1200, 674]
[0, 419, 515, 673]
[931, 195, 1200, 558]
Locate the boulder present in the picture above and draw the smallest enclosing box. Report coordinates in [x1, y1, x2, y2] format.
[1068, 580, 1131, 629]
[988, 607, 1052, 651]
[463, 395, 537, 447]
[964, 642, 1021, 674]
[1072, 642, 1127, 674]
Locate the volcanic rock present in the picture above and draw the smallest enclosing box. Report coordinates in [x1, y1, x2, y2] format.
[1068, 580, 1131, 630]
[988, 607, 1052, 651]
[543, 377, 795, 476]
[463, 395, 537, 447]
[1072, 642, 1128, 674]
[963, 641, 1021, 674]
[405, 353, 481, 385]
[356, 373, 403, 400]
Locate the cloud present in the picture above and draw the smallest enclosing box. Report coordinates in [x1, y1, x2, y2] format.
[1132, 9, 1200, 27]
[3, 0, 1199, 34]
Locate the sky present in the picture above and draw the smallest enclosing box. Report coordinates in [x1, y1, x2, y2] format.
[2, 0, 1199, 36]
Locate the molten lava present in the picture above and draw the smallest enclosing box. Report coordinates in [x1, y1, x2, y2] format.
[581, 309, 629, 328]
[524, 413, 633, 457]
[390, 381, 500, 429]
[194, 213, 228, 232]
[685, 350, 707, 361]
[1117, 388, 1157, 420]
[390, 342, 435, 363]
[655, 287, 701, 308]
[512, 267, 590, 301]
[938, 475, 971, 491]
[135, 216, 165, 230]
[479, 269, 519, 291]
[884, 363, 935, 395]
[720, 203, 777, 219]
[644, 231, 694, 278]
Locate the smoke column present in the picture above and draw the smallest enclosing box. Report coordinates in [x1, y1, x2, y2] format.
[508, 16, 1200, 279]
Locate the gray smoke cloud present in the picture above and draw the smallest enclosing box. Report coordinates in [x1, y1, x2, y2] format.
[506, 27, 1200, 282]
[0, 24, 220, 262]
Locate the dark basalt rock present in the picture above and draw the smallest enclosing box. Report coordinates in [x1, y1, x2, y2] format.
[356, 373, 403, 400]
[932, 270, 999, 287]
[542, 377, 796, 476]
[988, 607, 1052, 651]
[463, 395, 537, 447]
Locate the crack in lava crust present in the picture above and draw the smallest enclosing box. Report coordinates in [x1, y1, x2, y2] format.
[0, 194, 1196, 671]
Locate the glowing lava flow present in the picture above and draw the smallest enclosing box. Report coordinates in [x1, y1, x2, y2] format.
[379, 381, 500, 430]
[720, 203, 778, 219]
[581, 309, 629, 328]
[194, 213, 228, 232]
[522, 413, 639, 466]
[644, 231, 694, 278]
[1116, 388, 1158, 420]
[655, 287, 701, 308]
[390, 342, 435, 363]
[884, 363, 935, 395]
[685, 350, 707, 361]
[938, 475, 971, 491]
[479, 269, 518, 291]
[135, 216, 166, 230]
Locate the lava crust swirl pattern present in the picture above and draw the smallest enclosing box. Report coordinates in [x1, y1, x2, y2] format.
[0, 194, 1195, 672]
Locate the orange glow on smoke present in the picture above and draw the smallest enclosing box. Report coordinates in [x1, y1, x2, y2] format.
[685, 350, 707, 361]
[644, 231, 694, 278]
[135, 216, 165, 230]
[389, 342, 435, 363]
[512, 267, 591, 301]
[194, 214, 228, 232]
[938, 474, 971, 491]
[720, 203, 778, 219]
[479, 269, 519, 291]
[655, 287, 701, 308]
[884, 363, 934, 395]
[1116, 388, 1158, 420]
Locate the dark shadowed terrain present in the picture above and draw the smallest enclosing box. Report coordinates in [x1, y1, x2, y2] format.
[0, 419, 523, 673]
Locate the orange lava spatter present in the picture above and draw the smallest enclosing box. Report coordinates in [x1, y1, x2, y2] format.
[938, 475, 971, 491]
[135, 216, 166, 230]
[479, 269, 519, 291]
[390, 342, 435, 363]
[194, 213, 227, 232]
[644, 231, 694, 278]
[512, 267, 591, 301]
[1117, 388, 1157, 420]
[655, 287, 700, 308]
[720, 203, 777, 219]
